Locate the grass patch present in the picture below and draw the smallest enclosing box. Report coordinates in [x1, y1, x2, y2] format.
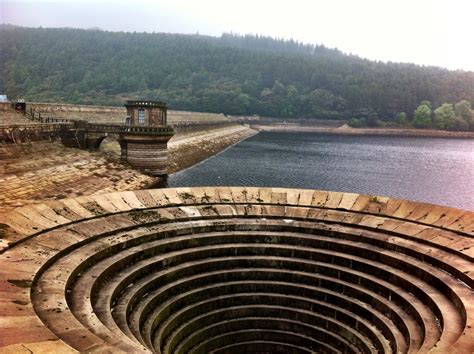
[178, 192, 194, 200]
[129, 210, 160, 223]
[371, 196, 381, 203]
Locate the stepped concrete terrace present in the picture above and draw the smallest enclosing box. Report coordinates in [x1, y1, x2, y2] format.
[0, 187, 473, 354]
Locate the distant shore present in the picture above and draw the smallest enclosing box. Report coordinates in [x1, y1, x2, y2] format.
[252, 124, 474, 139]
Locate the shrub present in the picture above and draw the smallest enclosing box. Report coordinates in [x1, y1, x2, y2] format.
[348, 117, 367, 128]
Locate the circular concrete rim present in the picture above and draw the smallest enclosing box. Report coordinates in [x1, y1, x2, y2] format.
[0, 187, 472, 354]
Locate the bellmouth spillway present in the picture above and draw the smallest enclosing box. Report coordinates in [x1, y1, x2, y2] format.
[0, 187, 473, 353]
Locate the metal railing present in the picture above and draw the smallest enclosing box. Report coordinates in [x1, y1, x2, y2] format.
[27, 109, 72, 123]
[25, 109, 174, 135]
[85, 123, 174, 134]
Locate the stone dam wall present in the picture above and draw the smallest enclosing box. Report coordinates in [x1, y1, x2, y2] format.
[29, 102, 233, 133]
[0, 102, 241, 144]
[0, 123, 64, 144]
[0, 187, 473, 353]
[0, 105, 257, 212]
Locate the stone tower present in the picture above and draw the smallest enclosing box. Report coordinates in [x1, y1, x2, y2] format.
[59, 100, 174, 177]
[124, 100, 168, 126]
[119, 100, 174, 177]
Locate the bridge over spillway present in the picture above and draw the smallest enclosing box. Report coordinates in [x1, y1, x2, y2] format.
[58, 101, 175, 177]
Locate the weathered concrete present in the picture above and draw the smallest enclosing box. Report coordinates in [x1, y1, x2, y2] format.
[118, 132, 172, 176]
[0, 142, 156, 213]
[0, 187, 472, 353]
[0, 126, 257, 213]
[59, 120, 175, 176]
[29, 102, 230, 126]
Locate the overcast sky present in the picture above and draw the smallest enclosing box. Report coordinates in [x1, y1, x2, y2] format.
[2, 0, 473, 71]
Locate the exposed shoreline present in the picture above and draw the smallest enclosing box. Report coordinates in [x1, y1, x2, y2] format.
[252, 124, 474, 138]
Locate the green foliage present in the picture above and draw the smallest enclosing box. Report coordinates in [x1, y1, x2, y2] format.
[419, 100, 432, 110]
[448, 101, 472, 131]
[348, 117, 367, 127]
[413, 104, 432, 128]
[433, 103, 455, 130]
[425, 100, 473, 131]
[449, 116, 469, 131]
[366, 112, 380, 127]
[395, 112, 408, 126]
[454, 100, 472, 122]
[0, 26, 473, 123]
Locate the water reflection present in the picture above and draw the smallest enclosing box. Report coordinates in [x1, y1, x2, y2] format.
[169, 132, 474, 210]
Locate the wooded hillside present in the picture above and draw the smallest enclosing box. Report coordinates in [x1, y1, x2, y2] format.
[1, 26, 473, 121]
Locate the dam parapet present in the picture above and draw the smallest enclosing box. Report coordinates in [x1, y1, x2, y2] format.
[29, 101, 233, 132]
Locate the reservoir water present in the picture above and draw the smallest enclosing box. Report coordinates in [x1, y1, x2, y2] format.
[169, 132, 474, 211]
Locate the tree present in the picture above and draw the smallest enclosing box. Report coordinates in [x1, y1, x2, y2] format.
[449, 117, 469, 131]
[454, 100, 472, 122]
[395, 112, 408, 125]
[413, 103, 432, 128]
[419, 100, 432, 109]
[366, 112, 380, 127]
[454, 100, 474, 131]
[348, 117, 367, 127]
[1, 27, 474, 120]
[271, 80, 286, 96]
[434, 103, 456, 130]
[307, 89, 346, 118]
[286, 84, 299, 98]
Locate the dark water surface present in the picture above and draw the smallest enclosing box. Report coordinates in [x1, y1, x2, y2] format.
[169, 132, 474, 211]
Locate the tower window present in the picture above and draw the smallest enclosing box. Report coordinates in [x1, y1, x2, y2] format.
[138, 109, 145, 125]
